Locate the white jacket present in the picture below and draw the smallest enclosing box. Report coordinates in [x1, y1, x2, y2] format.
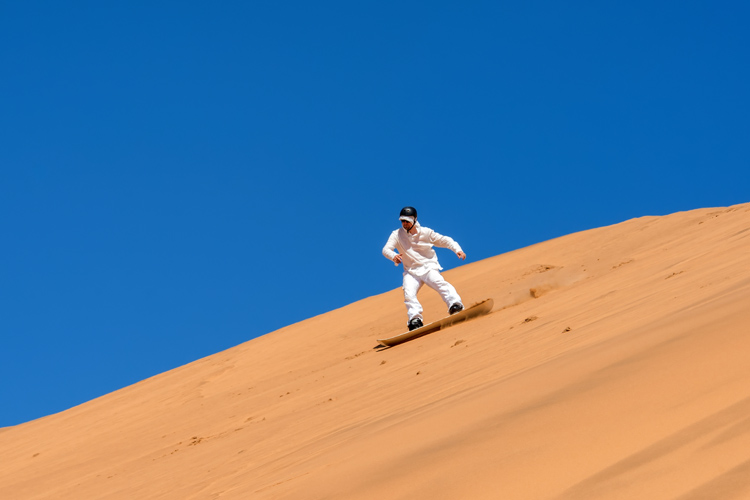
[382, 223, 463, 277]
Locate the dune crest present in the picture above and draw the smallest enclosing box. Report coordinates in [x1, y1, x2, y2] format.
[2, 203, 750, 499]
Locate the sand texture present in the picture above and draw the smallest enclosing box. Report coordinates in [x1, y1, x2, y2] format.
[2, 203, 750, 499]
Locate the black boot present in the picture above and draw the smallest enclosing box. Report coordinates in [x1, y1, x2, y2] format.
[408, 318, 424, 331]
[449, 303, 464, 315]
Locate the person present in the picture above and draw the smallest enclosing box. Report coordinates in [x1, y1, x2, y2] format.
[382, 206, 466, 331]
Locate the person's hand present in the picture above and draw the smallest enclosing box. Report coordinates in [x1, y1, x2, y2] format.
[393, 254, 403, 265]
[457, 251, 466, 260]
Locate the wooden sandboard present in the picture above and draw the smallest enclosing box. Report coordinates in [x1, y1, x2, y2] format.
[377, 298, 494, 347]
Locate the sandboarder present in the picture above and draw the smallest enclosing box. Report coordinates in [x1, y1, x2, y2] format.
[382, 206, 466, 331]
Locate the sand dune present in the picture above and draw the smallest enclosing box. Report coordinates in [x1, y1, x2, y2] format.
[2, 203, 750, 499]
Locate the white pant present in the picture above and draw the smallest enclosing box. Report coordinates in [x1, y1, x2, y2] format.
[402, 270, 462, 321]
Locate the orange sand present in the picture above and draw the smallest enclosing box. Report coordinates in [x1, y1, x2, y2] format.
[2, 203, 750, 499]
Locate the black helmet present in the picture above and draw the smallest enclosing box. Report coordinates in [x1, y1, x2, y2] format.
[399, 206, 417, 218]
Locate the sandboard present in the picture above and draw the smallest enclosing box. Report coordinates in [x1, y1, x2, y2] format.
[377, 298, 494, 347]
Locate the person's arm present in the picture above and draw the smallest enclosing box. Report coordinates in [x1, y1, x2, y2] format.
[427, 229, 466, 260]
[382, 232, 402, 264]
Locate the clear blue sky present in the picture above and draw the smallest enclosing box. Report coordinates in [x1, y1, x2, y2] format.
[2, 2, 748, 427]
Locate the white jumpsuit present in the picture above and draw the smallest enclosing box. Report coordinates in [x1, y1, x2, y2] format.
[382, 223, 463, 321]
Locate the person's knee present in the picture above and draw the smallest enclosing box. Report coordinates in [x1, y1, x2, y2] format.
[425, 274, 449, 290]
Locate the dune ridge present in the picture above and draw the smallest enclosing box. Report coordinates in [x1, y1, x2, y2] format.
[2, 203, 750, 499]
